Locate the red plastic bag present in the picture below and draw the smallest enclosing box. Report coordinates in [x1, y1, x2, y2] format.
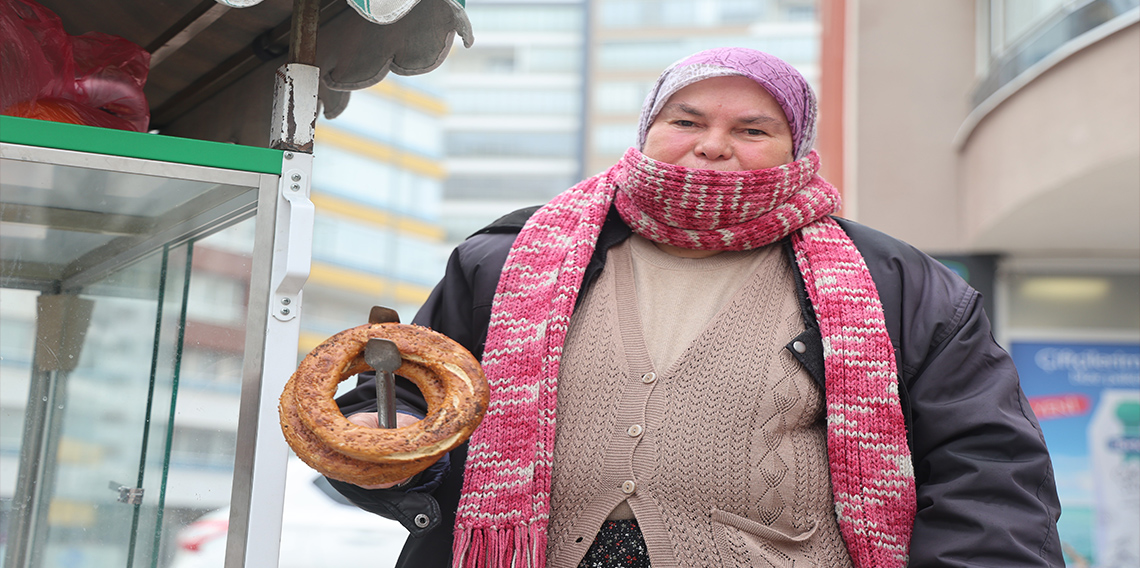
[0, 0, 74, 110]
[0, 0, 151, 131]
[3, 97, 140, 131]
[71, 32, 152, 131]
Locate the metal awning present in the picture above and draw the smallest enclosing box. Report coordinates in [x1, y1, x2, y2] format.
[34, 0, 471, 146]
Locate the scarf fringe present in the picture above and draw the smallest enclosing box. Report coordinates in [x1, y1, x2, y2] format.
[453, 524, 546, 568]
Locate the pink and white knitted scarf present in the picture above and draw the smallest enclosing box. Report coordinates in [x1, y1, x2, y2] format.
[452, 148, 916, 568]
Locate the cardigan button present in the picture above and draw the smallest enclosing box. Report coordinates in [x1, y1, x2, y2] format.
[792, 341, 807, 354]
[621, 480, 636, 494]
[627, 424, 643, 437]
[640, 372, 657, 384]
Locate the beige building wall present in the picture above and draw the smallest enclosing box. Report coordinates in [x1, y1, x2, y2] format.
[846, 2, 1139, 261]
[960, 23, 1140, 256]
[845, 1, 977, 253]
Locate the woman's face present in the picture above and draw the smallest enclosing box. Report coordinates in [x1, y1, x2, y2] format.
[642, 75, 794, 172]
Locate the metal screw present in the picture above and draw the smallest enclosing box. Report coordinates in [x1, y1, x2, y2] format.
[280, 307, 291, 315]
[284, 152, 294, 160]
[291, 173, 302, 182]
[281, 298, 291, 305]
[290, 184, 300, 191]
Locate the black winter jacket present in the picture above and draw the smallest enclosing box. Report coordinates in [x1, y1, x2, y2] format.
[331, 206, 1064, 567]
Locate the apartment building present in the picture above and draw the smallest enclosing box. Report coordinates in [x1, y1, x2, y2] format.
[830, 2, 1139, 564]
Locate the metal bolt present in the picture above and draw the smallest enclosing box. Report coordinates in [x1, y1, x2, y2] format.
[285, 152, 294, 160]
[290, 184, 301, 191]
[280, 307, 291, 315]
[281, 298, 291, 305]
[291, 173, 302, 182]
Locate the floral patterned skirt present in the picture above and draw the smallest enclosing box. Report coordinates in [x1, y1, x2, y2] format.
[577, 519, 652, 568]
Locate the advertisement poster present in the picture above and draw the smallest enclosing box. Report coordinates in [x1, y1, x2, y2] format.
[1012, 341, 1140, 568]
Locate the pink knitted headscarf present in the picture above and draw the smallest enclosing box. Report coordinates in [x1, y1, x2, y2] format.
[637, 47, 818, 160]
[453, 48, 915, 568]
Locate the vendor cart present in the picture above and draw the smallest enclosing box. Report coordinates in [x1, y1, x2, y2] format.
[0, 1, 470, 566]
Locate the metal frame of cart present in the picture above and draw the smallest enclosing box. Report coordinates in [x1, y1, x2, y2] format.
[1, 115, 313, 567]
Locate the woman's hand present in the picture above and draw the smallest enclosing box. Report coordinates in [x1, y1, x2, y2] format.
[344, 411, 424, 489]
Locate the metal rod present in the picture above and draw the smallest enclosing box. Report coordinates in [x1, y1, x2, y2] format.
[377, 370, 397, 429]
[146, 0, 231, 69]
[289, 0, 322, 65]
[364, 338, 402, 429]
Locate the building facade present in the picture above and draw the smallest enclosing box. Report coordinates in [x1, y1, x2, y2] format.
[427, 0, 588, 247]
[302, 79, 450, 349]
[832, 2, 1140, 565]
[585, 0, 820, 175]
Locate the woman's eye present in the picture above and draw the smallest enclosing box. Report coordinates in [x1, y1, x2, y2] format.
[745, 129, 765, 136]
[675, 120, 695, 127]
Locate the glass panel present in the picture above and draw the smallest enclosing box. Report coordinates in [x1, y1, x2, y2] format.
[1002, 0, 1068, 48]
[594, 81, 656, 115]
[1008, 272, 1140, 332]
[598, 0, 816, 28]
[2, 248, 178, 566]
[973, 0, 1140, 107]
[158, 219, 256, 567]
[0, 154, 258, 290]
[0, 288, 36, 561]
[0, 143, 263, 567]
[448, 88, 581, 116]
[592, 122, 639, 155]
[597, 35, 819, 72]
[446, 131, 578, 158]
[465, 5, 582, 32]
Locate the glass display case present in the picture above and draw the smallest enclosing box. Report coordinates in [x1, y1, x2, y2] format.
[0, 115, 312, 567]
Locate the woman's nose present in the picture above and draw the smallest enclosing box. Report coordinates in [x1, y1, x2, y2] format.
[694, 130, 731, 161]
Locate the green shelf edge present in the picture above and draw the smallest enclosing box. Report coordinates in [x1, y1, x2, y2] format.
[0, 116, 283, 175]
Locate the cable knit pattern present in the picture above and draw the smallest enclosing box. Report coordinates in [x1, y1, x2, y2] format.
[452, 146, 914, 567]
[614, 149, 837, 251]
[792, 220, 916, 566]
[549, 240, 849, 568]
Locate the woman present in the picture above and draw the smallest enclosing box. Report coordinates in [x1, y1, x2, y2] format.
[331, 47, 1063, 568]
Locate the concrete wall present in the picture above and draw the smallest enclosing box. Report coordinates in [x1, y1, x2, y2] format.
[847, 3, 1139, 259]
[959, 23, 1140, 256]
[846, 1, 976, 253]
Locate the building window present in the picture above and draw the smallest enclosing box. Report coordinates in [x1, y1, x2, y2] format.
[1006, 272, 1140, 333]
[598, 0, 815, 28]
[465, 5, 583, 32]
[592, 122, 639, 155]
[449, 88, 580, 115]
[170, 426, 239, 466]
[314, 150, 395, 209]
[311, 217, 394, 274]
[186, 273, 245, 326]
[446, 47, 517, 74]
[523, 46, 583, 73]
[394, 234, 448, 285]
[329, 94, 443, 157]
[597, 33, 819, 72]
[444, 175, 579, 201]
[593, 81, 655, 115]
[973, 0, 1139, 106]
[446, 131, 578, 158]
[313, 148, 443, 220]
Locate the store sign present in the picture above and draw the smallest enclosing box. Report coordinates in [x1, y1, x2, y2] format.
[1013, 341, 1140, 568]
